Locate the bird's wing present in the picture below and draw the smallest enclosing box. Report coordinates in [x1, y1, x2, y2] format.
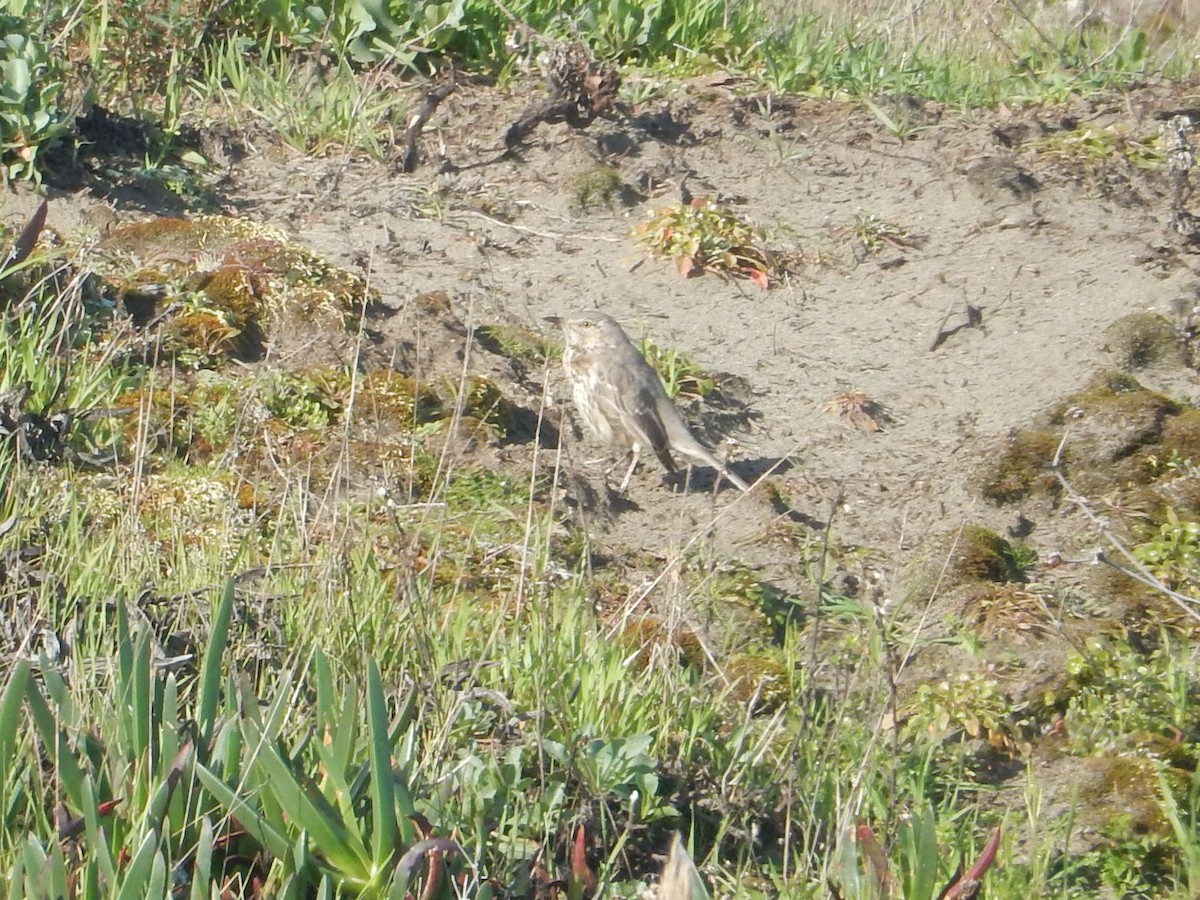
[592, 355, 676, 470]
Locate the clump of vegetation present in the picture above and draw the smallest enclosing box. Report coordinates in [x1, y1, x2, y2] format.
[898, 524, 1028, 623]
[633, 199, 773, 286]
[565, 165, 637, 212]
[724, 654, 790, 712]
[1105, 312, 1181, 370]
[1023, 123, 1165, 172]
[0, 14, 68, 182]
[906, 671, 1022, 752]
[840, 212, 921, 256]
[92, 216, 374, 344]
[443, 374, 511, 440]
[637, 337, 715, 401]
[354, 371, 444, 429]
[261, 369, 345, 429]
[1133, 508, 1200, 593]
[474, 323, 559, 366]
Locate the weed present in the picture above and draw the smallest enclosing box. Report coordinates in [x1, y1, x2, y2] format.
[1024, 123, 1165, 172]
[1133, 508, 1200, 593]
[636, 337, 714, 401]
[633, 199, 772, 286]
[261, 369, 344, 429]
[0, 14, 68, 182]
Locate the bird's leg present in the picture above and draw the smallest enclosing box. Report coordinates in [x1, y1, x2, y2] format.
[617, 447, 641, 493]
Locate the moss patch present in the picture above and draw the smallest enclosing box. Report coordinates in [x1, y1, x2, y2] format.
[90, 215, 375, 367]
[1104, 312, 1180, 370]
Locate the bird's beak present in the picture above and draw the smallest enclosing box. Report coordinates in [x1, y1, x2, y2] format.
[543, 315, 562, 327]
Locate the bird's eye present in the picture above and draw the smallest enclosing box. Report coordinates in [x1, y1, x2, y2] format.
[582, 321, 592, 328]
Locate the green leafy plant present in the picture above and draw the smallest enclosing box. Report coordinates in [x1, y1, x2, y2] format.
[636, 338, 714, 401]
[262, 369, 344, 429]
[197, 653, 465, 897]
[905, 672, 1021, 753]
[1023, 123, 1165, 172]
[1133, 508, 1200, 592]
[2, 584, 237, 897]
[633, 199, 772, 287]
[0, 13, 68, 182]
[844, 213, 920, 256]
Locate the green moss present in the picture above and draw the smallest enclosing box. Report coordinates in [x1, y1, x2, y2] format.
[1104, 312, 1179, 370]
[1158, 409, 1200, 461]
[724, 655, 790, 712]
[980, 427, 1064, 504]
[901, 525, 1024, 608]
[1049, 370, 1181, 428]
[91, 215, 376, 364]
[444, 374, 511, 440]
[1074, 755, 1170, 838]
[354, 371, 444, 428]
[565, 165, 634, 212]
[955, 525, 1023, 583]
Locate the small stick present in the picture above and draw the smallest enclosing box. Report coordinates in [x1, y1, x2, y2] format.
[400, 67, 458, 174]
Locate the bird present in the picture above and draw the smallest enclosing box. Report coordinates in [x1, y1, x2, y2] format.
[545, 312, 750, 494]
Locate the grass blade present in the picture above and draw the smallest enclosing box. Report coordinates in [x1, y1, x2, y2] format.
[198, 580, 236, 747]
[367, 658, 399, 869]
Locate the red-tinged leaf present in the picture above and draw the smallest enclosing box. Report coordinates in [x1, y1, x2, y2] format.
[689, 198, 706, 209]
[745, 267, 769, 289]
[4, 200, 47, 271]
[97, 799, 123, 817]
[117, 847, 130, 869]
[856, 822, 895, 897]
[569, 824, 597, 896]
[938, 827, 1001, 900]
[676, 255, 699, 278]
[419, 845, 444, 900]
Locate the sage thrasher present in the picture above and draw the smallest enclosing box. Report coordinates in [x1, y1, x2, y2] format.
[546, 312, 750, 493]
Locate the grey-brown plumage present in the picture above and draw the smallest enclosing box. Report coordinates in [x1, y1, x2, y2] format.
[546, 312, 750, 493]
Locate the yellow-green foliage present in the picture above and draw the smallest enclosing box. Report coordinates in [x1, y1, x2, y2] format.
[475, 323, 559, 364]
[353, 371, 444, 429]
[261, 369, 347, 430]
[113, 373, 242, 461]
[633, 199, 772, 285]
[724, 654, 790, 712]
[444, 374, 510, 439]
[1023, 123, 1165, 172]
[905, 671, 1018, 750]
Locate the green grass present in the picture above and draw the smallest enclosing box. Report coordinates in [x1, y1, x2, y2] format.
[5, 0, 1199, 182]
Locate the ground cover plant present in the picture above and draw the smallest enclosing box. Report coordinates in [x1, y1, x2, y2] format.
[5, 0, 1200, 897]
